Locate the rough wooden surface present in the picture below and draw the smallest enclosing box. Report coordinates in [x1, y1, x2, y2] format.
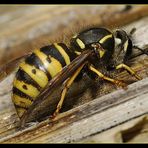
[1, 77, 148, 143]
[78, 114, 148, 143]
[0, 5, 147, 143]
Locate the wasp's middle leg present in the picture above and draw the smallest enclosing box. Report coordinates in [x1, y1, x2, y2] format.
[53, 63, 86, 117]
[89, 65, 127, 88]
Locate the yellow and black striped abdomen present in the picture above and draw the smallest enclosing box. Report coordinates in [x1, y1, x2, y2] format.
[12, 43, 74, 117]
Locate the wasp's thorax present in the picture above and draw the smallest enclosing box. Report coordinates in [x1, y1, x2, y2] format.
[70, 28, 115, 62]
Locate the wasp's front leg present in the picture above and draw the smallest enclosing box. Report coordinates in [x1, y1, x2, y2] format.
[116, 63, 142, 80]
[52, 63, 86, 117]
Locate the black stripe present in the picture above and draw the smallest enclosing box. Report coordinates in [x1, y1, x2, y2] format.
[25, 53, 52, 80]
[13, 87, 34, 102]
[40, 44, 66, 67]
[14, 104, 28, 110]
[58, 43, 76, 61]
[16, 69, 42, 91]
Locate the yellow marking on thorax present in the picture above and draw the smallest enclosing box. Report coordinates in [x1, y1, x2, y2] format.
[54, 43, 71, 65]
[34, 49, 63, 78]
[99, 34, 113, 44]
[76, 38, 85, 49]
[13, 79, 40, 98]
[74, 51, 81, 55]
[72, 34, 77, 38]
[13, 94, 32, 108]
[20, 62, 48, 88]
[99, 50, 105, 58]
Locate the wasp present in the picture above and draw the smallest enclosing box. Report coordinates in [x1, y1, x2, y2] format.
[0, 27, 147, 127]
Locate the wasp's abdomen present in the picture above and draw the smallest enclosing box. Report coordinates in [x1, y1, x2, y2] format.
[12, 43, 73, 117]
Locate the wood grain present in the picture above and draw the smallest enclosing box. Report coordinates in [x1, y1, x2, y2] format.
[78, 114, 148, 143]
[1, 77, 148, 143]
[0, 5, 147, 143]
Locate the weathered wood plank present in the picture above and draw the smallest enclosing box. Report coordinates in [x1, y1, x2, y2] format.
[78, 114, 148, 143]
[0, 6, 147, 143]
[1, 77, 148, 143]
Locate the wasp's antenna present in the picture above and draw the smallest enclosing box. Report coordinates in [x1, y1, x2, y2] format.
[129, 27, 136, 36]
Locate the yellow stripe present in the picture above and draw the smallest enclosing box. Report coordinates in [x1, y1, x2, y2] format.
[76, 38, 85, 49]
[13, 79, 40, 98]
[17, 108, 26, 117]
[54, 43, 71, 65]
[72, 34, 77, 38]
[99, 34, 113, 44]
[13, 94, 32, 108]
[99, 50, 105, 58]
[20, 62, 48, 88]
[34, 49, 63, 78]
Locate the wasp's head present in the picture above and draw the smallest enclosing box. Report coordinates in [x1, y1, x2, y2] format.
[107, 29, 133, 70]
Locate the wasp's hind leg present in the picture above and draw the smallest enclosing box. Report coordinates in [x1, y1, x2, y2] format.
[52, 63, 86, 117]
[116, 63, 142, 80]
[89, 65, 127, 88]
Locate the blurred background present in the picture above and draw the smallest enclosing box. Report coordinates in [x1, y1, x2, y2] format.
[0, 5, 148, 67]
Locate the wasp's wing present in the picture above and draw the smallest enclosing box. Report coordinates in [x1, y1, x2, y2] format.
[0, 53, 31, 82]
[20, 50, 94, 126]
